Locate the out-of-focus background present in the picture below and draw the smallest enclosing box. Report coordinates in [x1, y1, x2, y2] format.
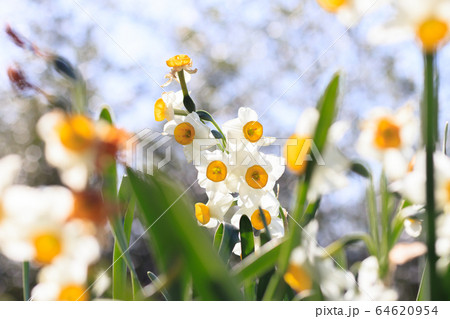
[2, 0, 449, 300]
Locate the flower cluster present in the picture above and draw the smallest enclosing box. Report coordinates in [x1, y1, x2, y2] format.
[0, 31, 130, 298]
[157, 55, 287, 249]
[0, 106, 128, 300]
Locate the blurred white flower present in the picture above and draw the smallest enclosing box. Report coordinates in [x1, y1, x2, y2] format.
[31, 258, 91, 301]
[394, 151, 450, 214]
[154, 90, 184, 122]
[399, 205, 423, 238]
[351, 256, 398, 301]
[37, 110, 129, 191]
[284, 220, 355, 300]
[163, 112, 212, 162]
[317, 0, 383, 27]
[436, 213, 450, 271]
[284, 107, 349, 201]
[0, 185, 99, 265]
[0, 154, 21, 195]
[356, 103, 418, 180]
[0, 154, 22, 245]
[369, 0, 450, 52]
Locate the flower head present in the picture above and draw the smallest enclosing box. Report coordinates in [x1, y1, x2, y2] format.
[154, 90, 184, 122]
[285, 107, 349, 201]
[162, 54, 197, 87]
[357, 103, 418, 180]
[37, 110, 128, 191]
[164, 112, 212, 162]
[231, 191, 281, 230]
[284, 220, 356, 299]
[0, 185, 99, 265]
[222, 107, 275, 149]
[194, 192, 234, 228]
[317, 0, 383, 27]
[370, 0, 450, 52]
[31, 258, 91, 301]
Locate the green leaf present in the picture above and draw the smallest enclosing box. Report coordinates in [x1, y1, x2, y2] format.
[98, 109, 141, 299]
[239, 215, 256, 300]
[264, 73, 341, 300]
[324, 233, 375, 257]
[52, 55, 78, 80]
[215, 223, 239, 263]
[112, 187, 136, 300]
[147, 271, 170, 301]
[196, 110, 214, 122]
[183, 95, 196, 113]
[312, 72, 340, 153]
[232, 240, 283, 283]
[417, 260, 430, 301]
[366, 176, 380, 252]
[99, 105, 114, 124]
[256, 268, 275, 301]
[211, 130, 224, 139]
[350, 161, 372, 179]
[239, 215, 255, 260]
[213, 223, 224, 250]
[127, 167, 242, 300]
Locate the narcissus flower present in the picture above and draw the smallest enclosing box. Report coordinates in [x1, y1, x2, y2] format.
[394, 151, 450, 214]
[356, 104, 418, 180]
[154, 90, 184, 122]
[196, 149, 236, 195]
[31, 258, 91, 301]
[231, 192, 281, 230]
[194, 192, 234, 228]
[222, 107, 275, 148]
[37, 110, 128, 191]
[399, 205, 423, 238]
[0, 186, 99, 265]
[350, 256, 398, 301]
[284, 220, 355, 300]
[369, 0, 450, 52]
[0, 154, 21, 243]
[164, 112, 212, 162]
[229, 146, 285, 203]
[316, 0, 383, 26]
[162, 54, 197, 87]
[436, 213, 450, 271]
[284, 107, 349, 201]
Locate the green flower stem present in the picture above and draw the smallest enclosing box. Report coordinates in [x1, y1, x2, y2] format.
[177, 71, 189, 97]
[423, 52, 441, 300]
[197, 109, 228, 149]
[174, 109, 188, 116]
[22, 261, 30, 301]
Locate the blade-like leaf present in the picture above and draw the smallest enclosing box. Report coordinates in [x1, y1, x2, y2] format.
[127, 167, 242, 300]
[99, 105, 114, 124]
[112, 191, 135, 300]
[239, 215, 255, 260]
[417, 260, 430, 301]
[147, 271, 170, 301]
[264, 73, 341, 300]
[232, 240, 283, 283]
[215, 223, 239, 263]
[239, 215, 256, 301]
